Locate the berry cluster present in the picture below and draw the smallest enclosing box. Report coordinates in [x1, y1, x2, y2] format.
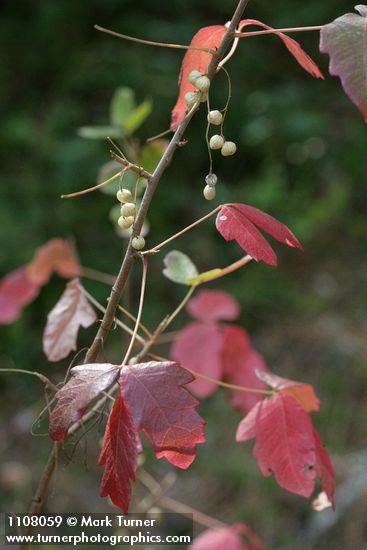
[186, 70, 237, 201]
[116, 188, 145, 250]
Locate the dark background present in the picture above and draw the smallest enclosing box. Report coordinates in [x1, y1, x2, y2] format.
[1, 1, 367, 549]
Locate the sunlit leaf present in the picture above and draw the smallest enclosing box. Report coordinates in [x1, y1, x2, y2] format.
[163, 250, 198, 285]
[110, 87, 135, 127]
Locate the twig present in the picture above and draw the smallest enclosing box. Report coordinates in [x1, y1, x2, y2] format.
[94, 25, 215, 53]
[187, 369, 273, 395]
[110, 152, 151, 179]
[61, 170, 123, 199]
[142, 205, 223, 255]
[0, 369, 58, 393]
[122, 257, 148, 364]
[118, 305, 153, 339]
[235, 25, 323, 38]
[80, 266, 116, 286]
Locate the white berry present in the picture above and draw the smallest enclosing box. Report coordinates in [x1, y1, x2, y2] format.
[205, 173, 218, 187]
[118, 215, 134, 229]
[185, 91, 198, 108]
[188, 70, 202, 84]
[207, 110, 223, 125]
[121, 202, 136, 217]
[195, 75, 210, 93]
[116, 188, 132, 203]
[221, 141, 237, 156]
[203, 185, 216, 200]
[209, 134, 224, 150]
[132, 235, 145, 250]
[199, 92, 208, 103]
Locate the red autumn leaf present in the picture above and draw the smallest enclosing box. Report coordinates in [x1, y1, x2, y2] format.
[186, 289, 240, 322]
[98, 396, 139, 513]
[170, 322, 224, 397]
[239, 19, 323, 79]
[313, 428, 336, 509]
[43, 278, 96, 362]
[119, 361, 205, 468]
[237, 393, 317, 498]
[320, 6, 367, 122]
[255, 370, 320, 413]
[216, 203, 302, 266]
[222, 326, 268, 413]
[49, 363, 118, 440]
[0, 268, 40, 324]
[26, 238, 80, 285]
[171, 25, 226, 129]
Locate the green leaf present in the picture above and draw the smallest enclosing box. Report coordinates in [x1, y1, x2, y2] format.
[110, 88, 135, 128]
[163, 250, 198, 285]
[140, 140, 168, 173]
[124, 99, 153, 135]
[77, 126, 121, 140]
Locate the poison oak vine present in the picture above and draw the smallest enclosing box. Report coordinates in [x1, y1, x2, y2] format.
[1, 1, 367, 547]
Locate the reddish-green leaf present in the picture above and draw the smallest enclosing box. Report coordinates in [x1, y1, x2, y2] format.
[171, 25, 226, 129]
[313, 428, 336, 509]
[240, 19, 323, 79]
[187, 289, 240, 322]
[171, 322, 224, 397]
[222, 326, 268, 413]
[43, 279, 96, 362]
[320, 6, 367, 122]
[49, 363, 118, 440]
[98, 396, 139, 513]
[0, 268, 39, 324]
[119, 361, 205, 468]
[255, 370, 320, 412]
[26, 238, 80, 285]
[216, 204, 302, 266]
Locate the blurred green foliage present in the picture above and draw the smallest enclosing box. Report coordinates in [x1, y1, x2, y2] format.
[1, 1, 367, 548]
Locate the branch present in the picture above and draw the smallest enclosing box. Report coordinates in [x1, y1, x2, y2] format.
[23, 0, 251, 537]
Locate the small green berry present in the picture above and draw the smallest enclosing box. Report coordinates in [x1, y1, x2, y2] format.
[128, 356, 138, 365]
[195, 75, 210, 93]
[118, 215, 134, 229]
[203, 185, 216, 200]
[209, 134, 224, 150]
[207, 110, 223, 125]
[221, 141, 237, 156]
[121, 202, 136, 217]
[188, 70, 202, 84]
[185, 91, 198, 108]
[116, 188, 132, 203]
[132, 235, 145, 250]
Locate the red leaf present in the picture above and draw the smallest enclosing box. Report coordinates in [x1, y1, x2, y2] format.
[238, 394, 317, 498]
[189, 525, 248, 550]
[43, 279, 96, 362]
[255, 370, 320, 413]
[240, 19, 323, 79]
[49, 363, 118, 440]
[170, 322, 224, 397]
[236, 400, 262, 443]
[26, 238, 80, 285]
[222, 326, 268, 413]
[216, 204, 302, 266]
[98, 396, 139, 513]
[171, 25, 226, 129]
[313, 428, 336, 509]
[119, 361, 205, 468]
[190, 523, 267, 550]
[186, 289, 240, 322]
[320, 6, 367, 122]
[0, 268, 39, 324]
